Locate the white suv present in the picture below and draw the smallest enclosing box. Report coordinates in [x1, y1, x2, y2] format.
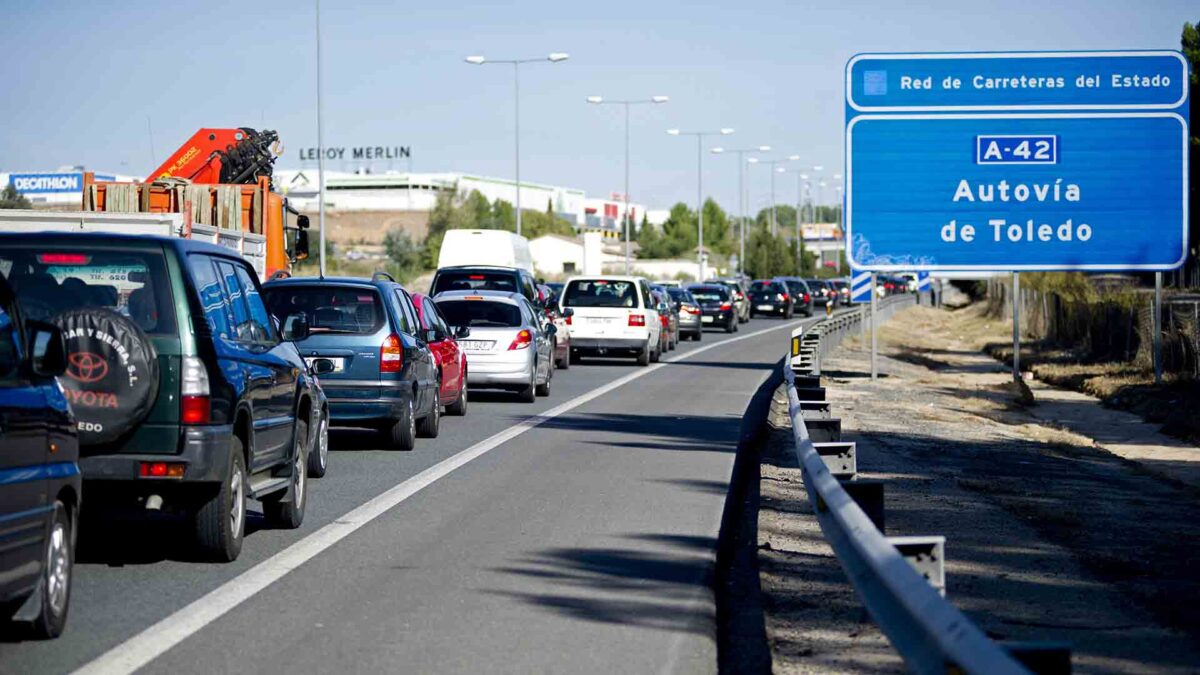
[561, 275, 663, 366]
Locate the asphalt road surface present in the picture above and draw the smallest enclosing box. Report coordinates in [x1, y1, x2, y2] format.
[1, 313, 820, 675]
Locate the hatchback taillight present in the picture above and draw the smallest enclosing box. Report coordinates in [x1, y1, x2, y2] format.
[181, 356, 210, 424]
[565, 315, 572, 326]
[381, 334, 403, 372]
[628, 314, 646, 327]
[804, 293, 811, 302]
[719, 302, 732, 311]
[508, 329, 533, 350]
[779, 293, 789, 301]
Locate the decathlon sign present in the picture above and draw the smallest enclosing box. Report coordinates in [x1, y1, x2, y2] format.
[10, 172, 84, 194]
[845, 51, 1190, 272]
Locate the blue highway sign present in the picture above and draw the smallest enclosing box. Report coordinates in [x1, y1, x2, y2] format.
[845, 51, 1190, 272]
[917, 271, 931, 292]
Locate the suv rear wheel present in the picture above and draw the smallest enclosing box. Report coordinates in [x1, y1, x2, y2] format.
[417, 385, 441, 438]
[264, 420, 307, 529]
[386, 397, 417, 450]
[29, 501, 72, 639]
[636, 343, 651, 366]
[193, 438, 246, 562]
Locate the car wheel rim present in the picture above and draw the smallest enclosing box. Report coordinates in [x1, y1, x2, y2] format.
[230, 465, 244, 536]
[46, 520, 69, 614]
[408, 399, 415, 437]
[293, 439, 306, 509]
[318, 415, 329, 468]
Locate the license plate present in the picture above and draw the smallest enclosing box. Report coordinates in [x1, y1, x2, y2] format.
[701, 316, 714, 323]
[305, 357, 344, 373]
[460, 340, 495, 351]
[589, 317, 615, 325]
[757, 304, 773, 311]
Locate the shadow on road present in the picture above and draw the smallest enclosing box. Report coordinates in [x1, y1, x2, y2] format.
[534, 412, 741, 454]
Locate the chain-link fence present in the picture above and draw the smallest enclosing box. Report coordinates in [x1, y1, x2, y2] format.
[987, 277, 1200, 380]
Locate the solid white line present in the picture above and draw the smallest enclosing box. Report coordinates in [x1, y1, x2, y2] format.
[73, 317, 811, 675]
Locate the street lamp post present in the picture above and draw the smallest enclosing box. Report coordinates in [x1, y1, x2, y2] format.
[315, 0, 327, 277]
[668, 128, 734, 281]
[711, 145, 770, 277]
[465, 52, 569, 236]
[587, 95, 669, 274]
[747, 156, 798, 237]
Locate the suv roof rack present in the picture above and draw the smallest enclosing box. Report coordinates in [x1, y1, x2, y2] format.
[372, 271, 396, 283]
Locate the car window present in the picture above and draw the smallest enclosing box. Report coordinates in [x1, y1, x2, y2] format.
[432, 270, 519, 295]
[217, 261, 268, 344]
[233, 264, 276, 343]
[0, 298, 19, 382]
[521, 275, 537, 304]
[562, 279, 638, 308]
[0, 246, 177, 335]
[264, 285, 385, 336]
[426, 299, 450, 334]
[436, 299, 522, 328]
[189, 255, 234, 340]
[689, 287, 728, 302]
[395, 289, 420, 336]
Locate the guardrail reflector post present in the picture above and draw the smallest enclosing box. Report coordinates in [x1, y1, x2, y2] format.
[813, 441, 856, 478]
[839, 478, 886, 532]
[999, 642, 1073, 675]
[887, 536, 945, 596]
[791, 335, 801, 357]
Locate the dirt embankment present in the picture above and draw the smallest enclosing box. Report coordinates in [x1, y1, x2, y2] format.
[756, 306, 1200, 673]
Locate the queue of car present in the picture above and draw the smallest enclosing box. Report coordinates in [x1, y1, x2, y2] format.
[0, 226, 846, 639]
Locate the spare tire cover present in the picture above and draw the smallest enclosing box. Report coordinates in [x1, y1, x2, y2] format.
[54, 308, 160, 445]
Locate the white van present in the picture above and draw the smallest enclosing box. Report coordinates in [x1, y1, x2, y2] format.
[436, 229, 533, 272]
[560, 275, 663, 366]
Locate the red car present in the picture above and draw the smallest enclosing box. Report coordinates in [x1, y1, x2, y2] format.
[412, 293, 469, 416]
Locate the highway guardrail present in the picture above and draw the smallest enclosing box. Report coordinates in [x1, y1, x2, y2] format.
[781, 297, 1070, 674]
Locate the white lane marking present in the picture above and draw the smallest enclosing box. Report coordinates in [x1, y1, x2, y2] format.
[73, 317, 812, 675]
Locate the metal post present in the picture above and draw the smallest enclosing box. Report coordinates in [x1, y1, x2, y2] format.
[315, 0, 327, 277]
[1154, 272, 1163, 385]
[738, 152, 745, 276]
[623, 102, 631, 275]
[870, 273, 878, 380]
[513, 62, 521, 236]
[769, 168, 777, 236]
[1012, 272, 1021, 381]
[697, 135, 704, 281]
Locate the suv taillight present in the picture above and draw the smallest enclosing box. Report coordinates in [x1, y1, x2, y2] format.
[181, 355, 211, 424]
[381, 334, 403, 372]
[719, 302, 732, 311]
[628, 314, 646, 327]
[803, 293, 811, 302]
[779, 293, 789, 301]
[565, 314, 572, 325]
[508, 329, 533, 350]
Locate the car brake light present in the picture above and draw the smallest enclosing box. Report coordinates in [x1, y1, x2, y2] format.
[469, 275, 485, 280]
[508, 329, 533, 350]
[565, 314, 572, 325]
[180, 356, 210, 424]
[381, 334, 403, 372]
[38, 253, 91, 265]
[139, 462, 185, 478]
[804, 293, 811, 302]
[628, 314, 646, 327]
[779, 293, 789, 301]
[719, 302, 732, 311]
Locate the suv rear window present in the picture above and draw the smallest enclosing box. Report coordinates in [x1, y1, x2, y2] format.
[0, 246, 176, 334]
[435, 300, 521, 328]
[562, 279, 638, 308]
[264, 285, 385, 335]
[750, 281, 781, 293]
[432, 270, 520, 295]
[688, 286, 729, 302]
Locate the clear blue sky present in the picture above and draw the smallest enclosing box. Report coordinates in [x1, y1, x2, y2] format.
[1, 0, 1193, 215]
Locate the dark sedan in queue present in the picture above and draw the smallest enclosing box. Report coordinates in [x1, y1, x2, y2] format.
[686, 284, 738, 333]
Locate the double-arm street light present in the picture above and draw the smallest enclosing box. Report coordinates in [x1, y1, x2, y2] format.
[667, 127, 734, 281]
[465, 52, 570, 236]
[711, 144, 770, 276]
[747, 155, 799, 236]
[587, 95, 669, 274]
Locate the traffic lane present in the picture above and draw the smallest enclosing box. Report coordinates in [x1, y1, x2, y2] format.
[0, 316, 796, 674]
[143, 315, 810, 675]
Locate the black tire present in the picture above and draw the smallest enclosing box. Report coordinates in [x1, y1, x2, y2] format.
[535, 368, 551, 397]
[693, 330, 703, 342]
[650, 342, 661, 363]
[748, 311, 756, 320]
[385, 397, 417, 450]
[417, 387, 441, 438]
[446, 376, 468, 416]
[264, 420, 307, 529]
[193, 439, 246, 562]
[725, 319, 736, 334]
[518, 367, 537, 402]
[569, 349, 582, 365]
[307, 409, 329, 478]
[636, 344, 650, 366]
[28, 501, 72, 639]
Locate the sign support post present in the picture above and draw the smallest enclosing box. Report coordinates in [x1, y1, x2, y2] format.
[870, 272, 878, 380]
[1154, 272, 1163, 385]
[1012, 272, 1021, 382]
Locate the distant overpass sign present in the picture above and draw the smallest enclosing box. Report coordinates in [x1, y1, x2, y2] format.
[845, 51, 1190, 272]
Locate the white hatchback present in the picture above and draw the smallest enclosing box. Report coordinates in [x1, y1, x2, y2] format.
[560, 275, 663, 366]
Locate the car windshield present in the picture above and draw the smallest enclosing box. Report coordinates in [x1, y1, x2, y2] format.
[432, 270, 519, 295]
[749, 282, 779, 293]
[264, 285, 385, 335]
[784, 281, 808, 295]
[689, 287, 728, 302]
[0, 246, 176, 335]
[436, 300, 522, 328]
[563, 279, 638, 308]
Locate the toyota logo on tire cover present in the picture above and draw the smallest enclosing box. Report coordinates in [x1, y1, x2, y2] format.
[67, 352, 109, 383]
[53, 308, 160, 445]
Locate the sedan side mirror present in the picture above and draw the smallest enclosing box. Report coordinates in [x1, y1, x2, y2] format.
[544, 323, 557, 336]
[28, 320, 66, 377]
[656, 302, 669, 313]
[294, 229, 310, 261]
[454, 325, 471, 339]
[282, 313, 310, 342]
[425, 329, 442, 344]
[560, 307, 574, 318]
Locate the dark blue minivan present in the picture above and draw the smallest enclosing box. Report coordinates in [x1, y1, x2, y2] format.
[264, 273, 440, 450]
